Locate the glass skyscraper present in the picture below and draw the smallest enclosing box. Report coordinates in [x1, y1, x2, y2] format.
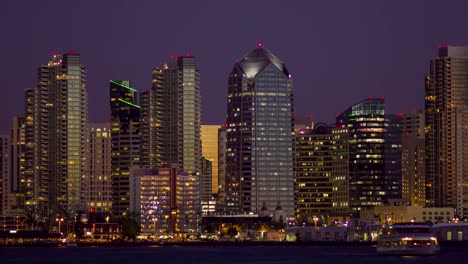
[110, 80, 140, 216]
[336, 98, 401, 214]
[225, 44, 294, 218]
[140, 56, 201, 174]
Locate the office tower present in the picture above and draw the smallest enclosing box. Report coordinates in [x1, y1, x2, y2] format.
[295, 123, 334, 225]
[225, 44, 295, 218]
[331, 127, 350, 218]
[217, 125, 227, 204]
[130, 165, 200, 233]
[336, 97, 402, 214]
[110, 80, 140, 216]
[141, 56, 201, 173]
[85, 123, 112, 213]
[1, 136, 9, 215]
[425, 46, 468, 217]
[201, 125, 220, 194]
[401, 109, 425, 206]
[24, 52, 88, 217]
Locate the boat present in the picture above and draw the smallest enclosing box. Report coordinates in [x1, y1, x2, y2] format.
[376, 222, 440, 255]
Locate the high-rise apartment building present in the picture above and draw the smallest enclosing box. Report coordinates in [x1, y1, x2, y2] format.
[10, 117, 25, 194]
[295, 123, 334, 225]
[110, 80, 140, 216]
[85, 123, 112, 213]
[402, 109, 425, 206]
[24, 52, 88, 217]
[201, 125, 220, 194]
[336, 98, 401, 214]
[425, 46, 468, 217]
[140, 56, 201, 174]
[1, 136, 9, 215]
[225, 44, 295, 218]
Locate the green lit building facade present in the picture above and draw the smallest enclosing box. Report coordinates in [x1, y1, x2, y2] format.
[110, 80, 140, 216]
[336, 98, 401, 214]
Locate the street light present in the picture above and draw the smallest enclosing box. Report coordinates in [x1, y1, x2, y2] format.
[56, 217, 64, 233]
[313, 216, 319, 227]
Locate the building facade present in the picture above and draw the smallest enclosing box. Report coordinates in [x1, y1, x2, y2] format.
[425, 46, 468, 218]
[85, 123, 112, 213]
[295, 123, 334, 225]
[336, 98, 402, 215]
[201, 125, 220, 194]
[110, 80, 140, 216]
[1, 136, 9, 215]
[140, 56, 201, 174]
[225, 44, 295, 218]
[24, 52, 88, 218]
[130, 165, 200, 234]
[401, 109, 425, 206]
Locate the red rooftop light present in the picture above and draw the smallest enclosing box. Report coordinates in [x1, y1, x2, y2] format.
[258, 42, 263, 47]
[67, 50, 75, 55]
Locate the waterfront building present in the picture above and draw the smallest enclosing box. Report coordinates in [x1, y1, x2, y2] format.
[425, 46, 468, 218]
[225, 44, 295, 218]
[361, 205, 454, 224]
[336, 98, 402, 214]
[85, 123, 112, 213]
[201, 125, 220, 194]
[24, 52, 88, 217]
[140, 56, 201, 174]
[110, 80, 140, 216]
[130, 165, 200, 234]
[401, 109, 425, 206]
[295, 123, 334, 225]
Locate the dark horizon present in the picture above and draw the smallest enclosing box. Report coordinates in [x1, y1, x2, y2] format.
[2, 0, 468, 133]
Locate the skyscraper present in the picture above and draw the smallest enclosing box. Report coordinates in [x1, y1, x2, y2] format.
[336, 97, 401, 214]
[402, 109, 425, 206]
[140, 56, 201, 174]
[225, 44, 295, 218]
[110, 80, 140, 216]
[425, 46, 468, 217]
[9, 116, 26, 213]
[24, 52, 88, 218]
[85, 123, 112, 213]
[295, 123, 334, 225]
[201, 125, 220, 194]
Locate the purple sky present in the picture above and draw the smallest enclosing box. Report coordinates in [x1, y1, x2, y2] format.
[2, 0, 468, 133]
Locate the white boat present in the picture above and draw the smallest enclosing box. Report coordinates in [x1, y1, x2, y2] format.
[376, 223, 440, 255]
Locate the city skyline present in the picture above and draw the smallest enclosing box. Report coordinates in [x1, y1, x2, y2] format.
[3, 1, 468, 133]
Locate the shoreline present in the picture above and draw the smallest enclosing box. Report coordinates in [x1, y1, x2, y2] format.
[2, 240, 467, 248]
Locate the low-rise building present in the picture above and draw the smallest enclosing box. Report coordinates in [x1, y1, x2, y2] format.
[432, 223, 468, 241]
[361, 205, 454, 224]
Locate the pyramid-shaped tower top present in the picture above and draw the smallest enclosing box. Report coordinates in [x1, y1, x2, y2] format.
[236, 43, 289, 79]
